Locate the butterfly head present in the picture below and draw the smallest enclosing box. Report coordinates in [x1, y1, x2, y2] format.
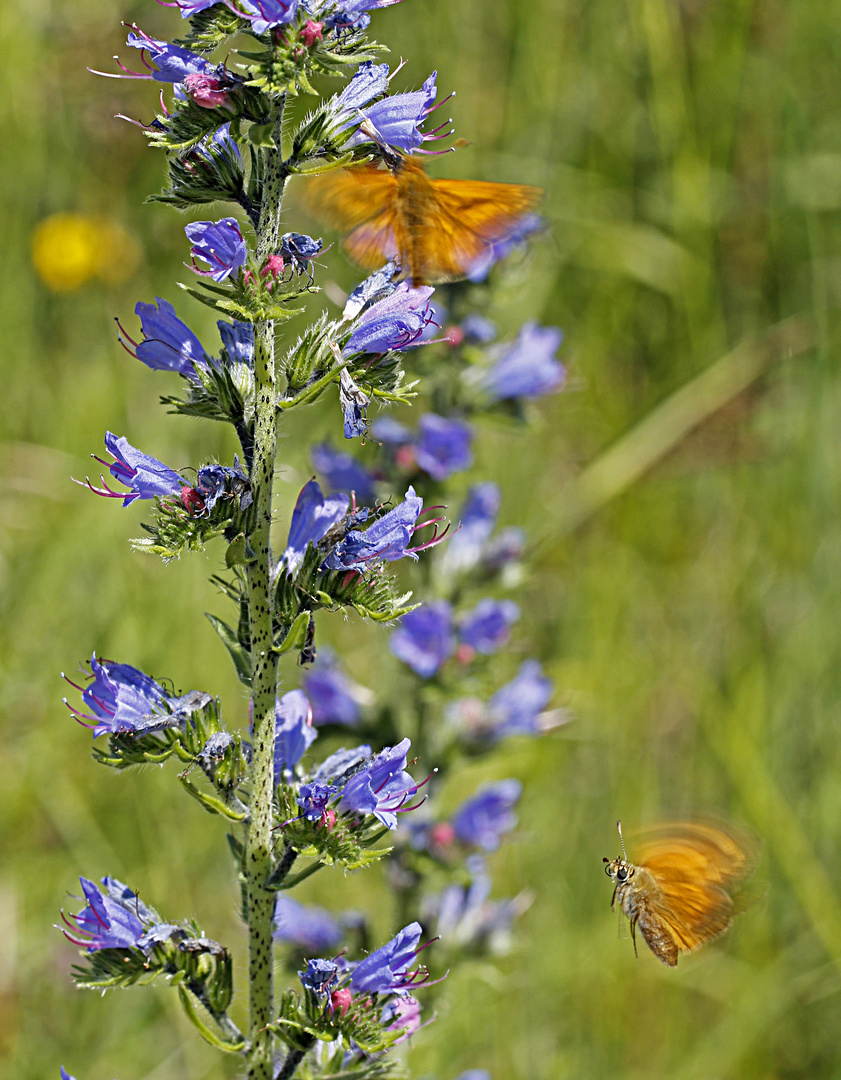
[602, 819, 635, 883]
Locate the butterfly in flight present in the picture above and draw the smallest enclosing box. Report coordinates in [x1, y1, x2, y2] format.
[304, 145, 543, 286]
[603, 819, 759, 967]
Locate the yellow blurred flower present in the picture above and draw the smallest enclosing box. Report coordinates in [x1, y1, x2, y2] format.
[31, 213, 140, 292]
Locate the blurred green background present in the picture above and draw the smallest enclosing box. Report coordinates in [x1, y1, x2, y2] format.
[3, 0, 841, 1076]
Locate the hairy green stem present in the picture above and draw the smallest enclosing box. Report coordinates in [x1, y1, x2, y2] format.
[245, 104, 288, 1080]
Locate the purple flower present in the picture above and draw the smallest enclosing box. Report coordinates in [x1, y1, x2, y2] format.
[414, 414, 473, 480]
[451, 780, 521, 851]
[461, 314, 496, 343]
[324, 0, 406, 32]
[239, 0, 300, 33]
[311, 444, 376, 502]
[480, 527, 526, 573]
[349, 921, 422, 995]
[371, 417, 412, 445]
[344, 283, 436, 355]
[424, 855, 516, 947]
[274, 896, 343, 952]
[331, 62, 390, 118]
[66, 876, 147, 951]
[218, 318, 253, 367]
[196, 459, 251, 512]
[348, 71, 453, 154]
[312, 744, 373, 784]
[321, 486, 439, 572]
[280, 480, 350, 576]
[467, 214, 544, 281]
[381, 995, 423, 1042]
[63, 655, 174, 738]
[339, 368, 370, 439]
[120, 297, 208, 374]
[60, 1069, 77, 1080]
[439, 483, 500, 575]
[274, 690, 318, 779]
[194, 123, 243, 166]
[390, 601, 455, 677]
[299, 957, 339, 996]
[486, 660, 553, 738]
[124, 27, 216, 83]
[303, 651, 369, 726]
[459, 598, 519, 654]
[484, 322, 565, 400]
[337, 738, 420, 829]
[343, 261, 400, 319]
[78, 432, 185, 507]
[297, 780, 338, 821]
[185, 218, 247, 282]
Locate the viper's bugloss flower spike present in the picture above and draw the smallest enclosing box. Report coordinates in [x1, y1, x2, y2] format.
[348, 71, 455, 154]
[185, 218, 247, 282]
[458, 598, 520, 654]
[414, 414, 473, 481]
[273, 896, 343, 951]
[311, 443, 376, 502]
[76, 432, 185, 506]
[303, 649, 371, 726]
[274, 689, 317, 780]
[390, 601, 455, 677]
[343, 283, 437, 355]
[337, 737, 425, 829]
[121, 297, 209, 374]
[239, 0, 300, 34]
[349, 921, 439, 995]
[483, 322, 566, 401]
[451, 780, 522, 851]
[280, 479, 350, 577]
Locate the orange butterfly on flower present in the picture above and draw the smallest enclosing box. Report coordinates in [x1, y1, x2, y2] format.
[305, 147, 543, 287]
[603, 819, 759, 967]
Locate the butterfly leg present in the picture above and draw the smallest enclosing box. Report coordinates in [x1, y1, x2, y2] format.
[611, 886, 618, 911]
[629, 915, 639, 958]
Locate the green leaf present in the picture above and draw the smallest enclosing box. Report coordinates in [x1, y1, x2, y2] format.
[206, 613, 252, 686]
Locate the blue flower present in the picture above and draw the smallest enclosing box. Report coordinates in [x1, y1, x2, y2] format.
[467, 214, 544, 281]
[337, 738, 420, 829]
[350, 922, 432, 996]
[381, 994, 423, 1042]
[239, 0, 300, 33]
[339, 368, 370, 439]
[63, 655, 176, 738]
[303, 650, 369, 726]
[461, 314, 496, 344]
[349, 71, 454, 154]
[196, 459, 252, 512]
[371, 417, 412, 445]
[59, 1069, 77, 1080]
[311, 443, 376, 502]
[321, 486, 448, 571]
[297, 780, 339, 821]
[218, 318, 254, 367]
[324, 0, 407, 33]
[439, 483, 500, 575]
[185, 218, 247, 282]
[390, 601, 455, 677]
[344, 283, 436, 355]
[483, 322, 565, 400]
[458, 598, 519, 654]
[121, 297, 208, 374]
[174, 0, 223, 15]
[274, 690, 318, 779]
[79, 432, 185, 507]
[280, 480, 350, 576]
[67, 876, 147, 951]
[312, 744, 373, 784]
[486, 660, 553, 738]
[451, 780, 521, 851]
[331, 62, 390, 118]
[125, 27, 216, 83]
[343, 260, 400, 319]
[274, 896, 343, 952]
[299, 957, 339, 996]
[426, 854, 516, 947]
[414, 414, 473, 480]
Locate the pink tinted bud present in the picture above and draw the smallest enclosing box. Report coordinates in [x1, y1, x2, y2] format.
[243, 269, 253, 286]
[455, 643, 475, 665]
[181, 486, 206, 516]
[321, 809, 337, 830]
[184, 73, 231, 109]
[331, 988, 352, 1017]
[395, 445, 416, 471]
[261, 254, 285, 281]
[300, 19, 323, 46]
[430, 822, 455, 848]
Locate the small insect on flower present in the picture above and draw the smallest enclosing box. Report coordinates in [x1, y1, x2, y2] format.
[603, 819, 759, 967]
[305, 151, 542, 286]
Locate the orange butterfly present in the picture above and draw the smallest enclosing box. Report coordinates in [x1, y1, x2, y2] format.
[603, 820, 759, 967]
[304, 151, 543, 286]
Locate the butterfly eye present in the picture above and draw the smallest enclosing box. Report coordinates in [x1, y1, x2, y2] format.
[617, 866, 628, 881]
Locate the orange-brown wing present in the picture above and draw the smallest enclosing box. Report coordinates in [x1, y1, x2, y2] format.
[408, 178, 543, 283]
[635, 822, 758, 955]
[304, 165, 398, 232]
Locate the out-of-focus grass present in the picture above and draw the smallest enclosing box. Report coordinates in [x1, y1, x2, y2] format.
[3, 0, 841, 1077]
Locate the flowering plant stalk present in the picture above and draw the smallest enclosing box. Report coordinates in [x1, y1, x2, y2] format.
[60, 3, 565, 1079]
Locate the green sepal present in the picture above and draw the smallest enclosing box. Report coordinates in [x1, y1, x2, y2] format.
[225, 532, 254, 568]
[274, 788, 391, 874]
[177, 279, 306, 324]
[178, 773, 249, 821]
[247, 121, 277, 148]
[206, 612, 253, 686]
[275, 609, 313, 655]
[286, 150, 356, 176]
[177, 985, 246, 1053]
[173, 4, 244, 51]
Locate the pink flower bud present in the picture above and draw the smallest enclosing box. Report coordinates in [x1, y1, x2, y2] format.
[331, 988, 352, 1017]
[184, 73, 231, 109]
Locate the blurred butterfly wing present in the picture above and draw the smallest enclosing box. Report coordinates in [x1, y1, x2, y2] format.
[305, 165, 398, 231]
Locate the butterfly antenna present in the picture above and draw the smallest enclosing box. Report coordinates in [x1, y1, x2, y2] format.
[616, 820, 628, 861]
